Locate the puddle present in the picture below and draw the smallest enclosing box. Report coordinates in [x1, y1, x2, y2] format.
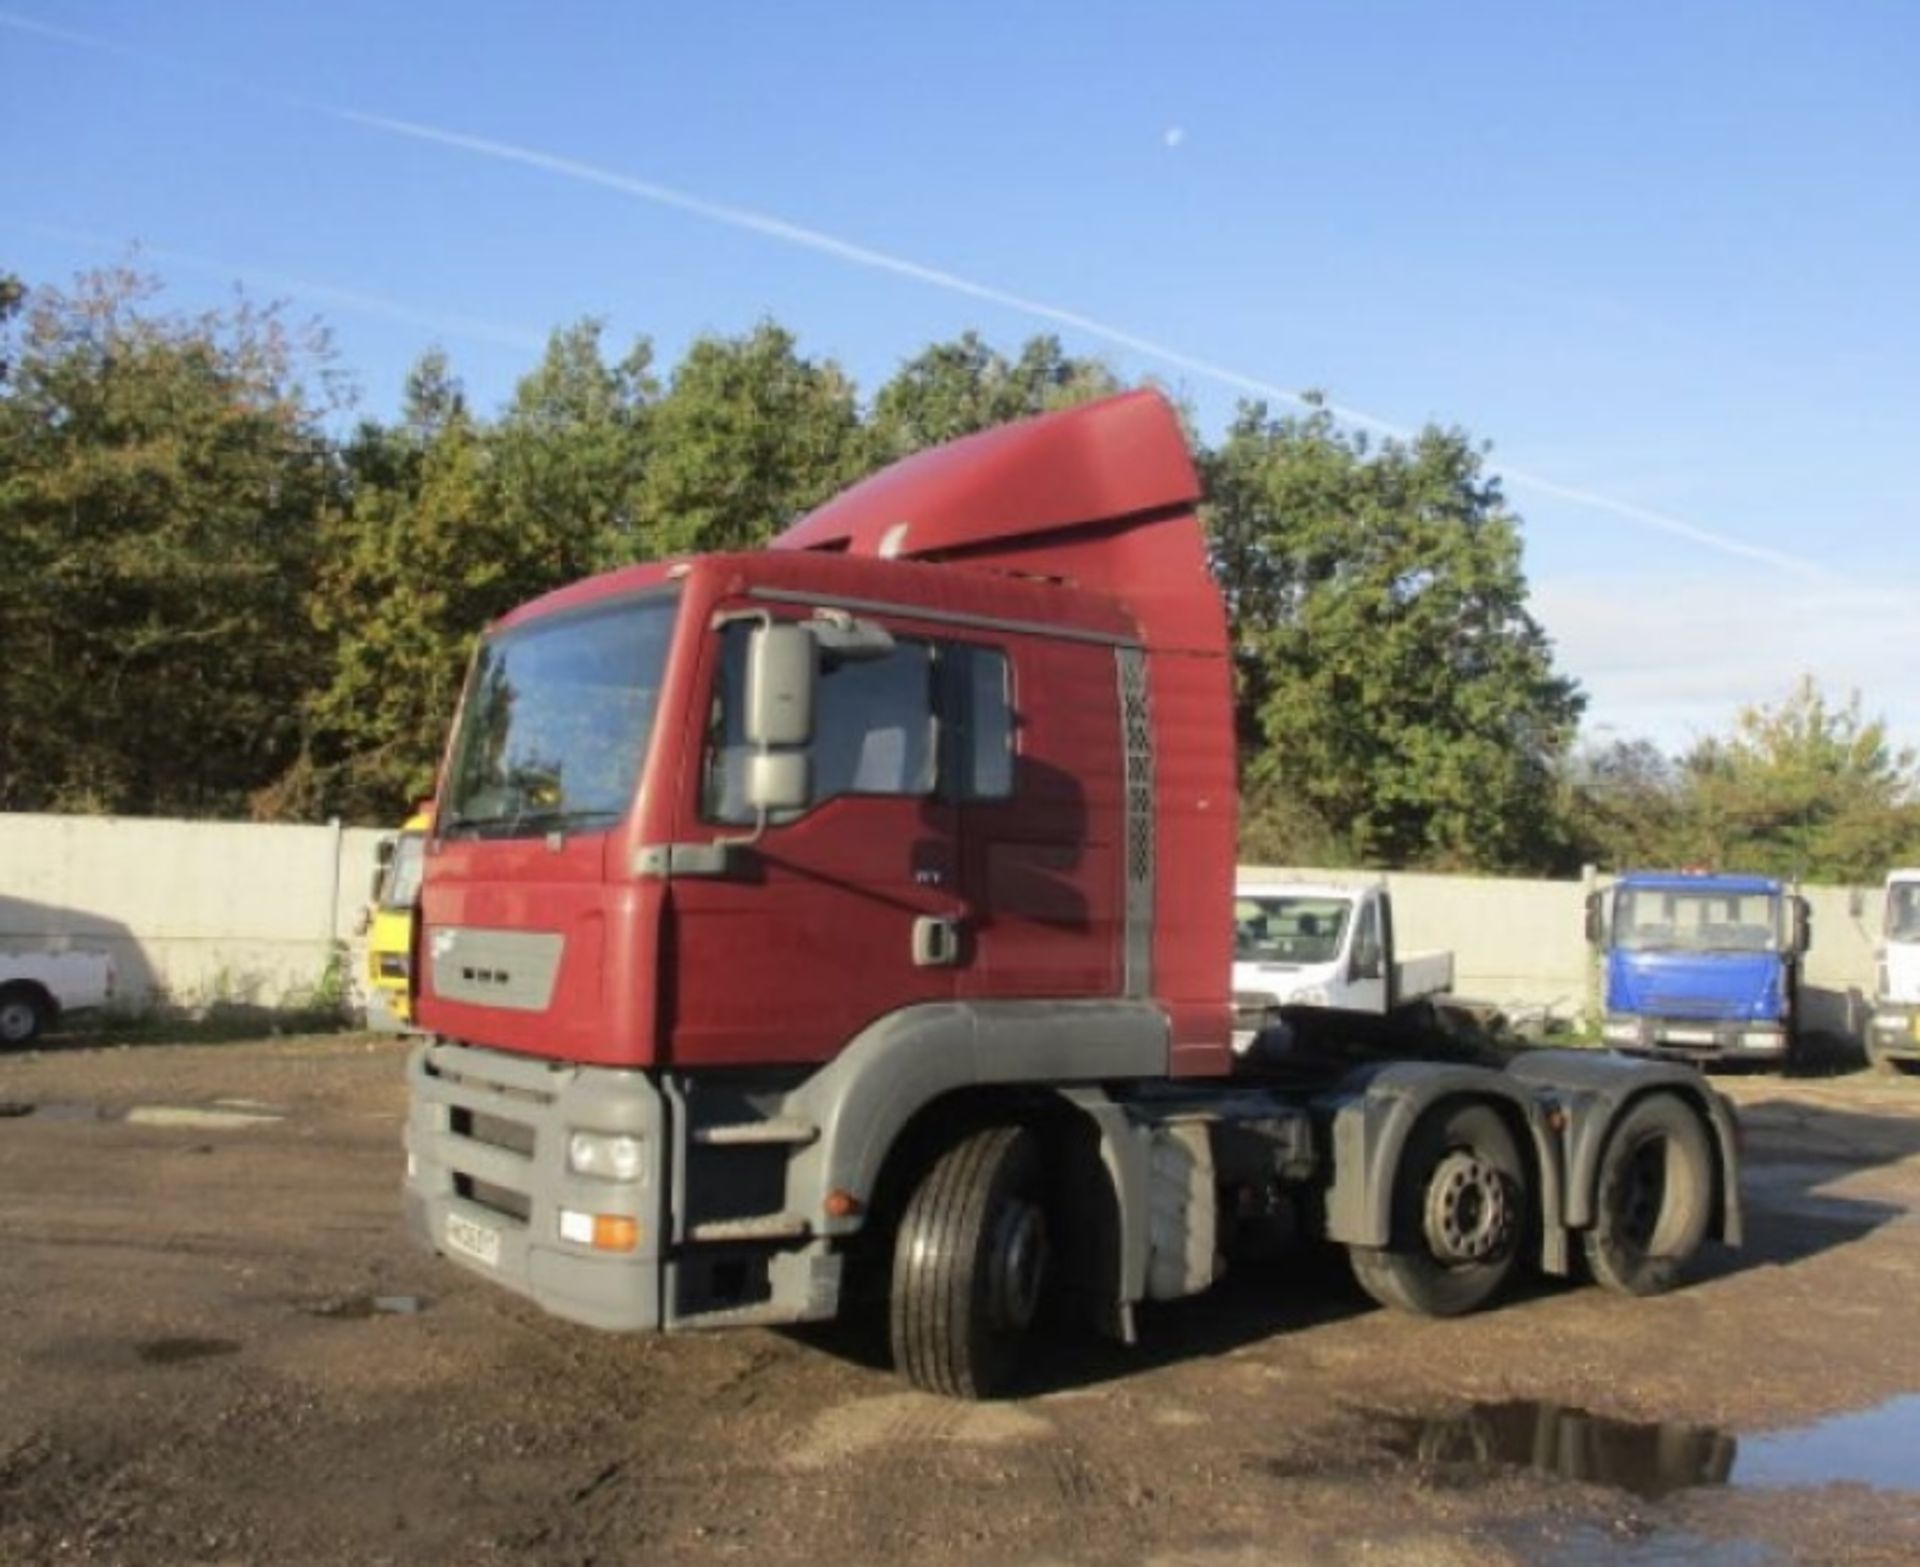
[136, 1337, 241, 1365]
[1538, 1523, 1779, 1567]
[304, 1293, 427, 1319]
[1386, 1396, 1920, 1500]
[1736, 1395, 1920, 1492]
[1382, 1401, 1735, 1501]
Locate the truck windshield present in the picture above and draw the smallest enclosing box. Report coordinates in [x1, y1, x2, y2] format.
[379, 831, 426, 909]
[1234, 896, 1350, 965]
[1889, 883, 1920, 942]
[1614, 888, 1779, 953]
[441, 596, 678, 840]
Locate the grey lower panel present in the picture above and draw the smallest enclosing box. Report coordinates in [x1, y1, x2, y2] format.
[784, 998, 1170, 1240]
[403, 1041, 665, 1332]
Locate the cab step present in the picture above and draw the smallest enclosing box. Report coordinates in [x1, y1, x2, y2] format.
[692, 1118, 819, 1148]
[673, 1300, 810, 1331]
[685, 1213, 812, 1244]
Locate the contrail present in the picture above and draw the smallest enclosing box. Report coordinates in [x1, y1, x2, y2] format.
[0, 7, 1832, 582]
[18, 221, 547, 352]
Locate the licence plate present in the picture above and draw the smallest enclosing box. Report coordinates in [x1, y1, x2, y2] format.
[445, 1212, 501, 1268]
[1665, 1028, 1716, 1045]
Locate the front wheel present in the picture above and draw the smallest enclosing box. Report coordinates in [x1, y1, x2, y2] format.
[1350, 1101, 1528, 1318]
[890, 1124, 1050, 1399]
[0, 986, 50, 1048]
[1583, 1094, 1714, 1295]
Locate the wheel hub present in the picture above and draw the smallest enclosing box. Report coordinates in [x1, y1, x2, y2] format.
[988, 1200, 1049, 1331]
[1423, 1150, 1513, 1264]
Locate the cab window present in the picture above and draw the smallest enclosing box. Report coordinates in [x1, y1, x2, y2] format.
[703, 623, 936, 823]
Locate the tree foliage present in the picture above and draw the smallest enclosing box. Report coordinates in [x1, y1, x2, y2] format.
[869, 331, 1120, 457]
[0, 267, 337, 816]
[634, 321, 865, 556]
[41, 263, 1877, 888]
[1207, 400, 1584, 870]
[1568, 680, 1920, 882]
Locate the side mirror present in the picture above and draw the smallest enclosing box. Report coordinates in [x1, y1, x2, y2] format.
[374, 834, 397, 869]
[747, 751, 810, 814]
[1791, 896, 1812, 955]
[1584, 890, 1604, 945]
[746, 624, 815, 747]
[1848, 887, 1866, 919]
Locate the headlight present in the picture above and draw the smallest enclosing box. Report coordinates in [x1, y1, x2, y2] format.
[377, 953, 411, 980]
[567, 1130, 645, 1181]
[1290, 986, 1330, 1007]
[1740, 1030, 1783, 1051]
[1602, 1020, 1640, 1043]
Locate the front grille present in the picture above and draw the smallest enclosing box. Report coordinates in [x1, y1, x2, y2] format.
[422, 1043, 567, 1233]
[457, 1174, 533, 1223]
[452, 1106, 537, 1158]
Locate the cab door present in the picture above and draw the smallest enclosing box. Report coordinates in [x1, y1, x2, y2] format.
[1344, 891, 1390, 1013]
[661, 612, 961, 1068]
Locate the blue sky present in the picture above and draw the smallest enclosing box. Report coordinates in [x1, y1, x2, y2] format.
[4, 3, 1917, 755]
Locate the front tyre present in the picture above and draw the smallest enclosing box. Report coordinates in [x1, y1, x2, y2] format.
[890, 1124, 1050, 1399]
[0, 986, 50, 1048]
[1351, 1101, 1527, 1318]
[1583, 1094, 1713, 1296]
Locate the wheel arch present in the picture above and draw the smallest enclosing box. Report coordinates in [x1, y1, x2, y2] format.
[1320, 1062, 1569, 1273]
[782, 999, 1167, 1247]
[1507, 1048, 1741, 1247]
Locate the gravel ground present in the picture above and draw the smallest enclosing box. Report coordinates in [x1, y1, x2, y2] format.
[3, 1034, 1918, 1566]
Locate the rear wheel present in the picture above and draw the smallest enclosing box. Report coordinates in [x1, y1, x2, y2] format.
[890, 1124, 1050, 1399]
[1350, 1101, 1527, 1317]
[0, 986, 50, 1048]
[1583, 1094, 1713, 1295]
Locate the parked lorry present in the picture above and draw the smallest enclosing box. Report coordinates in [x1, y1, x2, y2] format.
[1868, 869, 1920, 1074]
[0, 950, 115, 1047]
[1232, 878, 1454, 1052]
[362, 809, 432, 1033]
[403, 391, 1741, 1397]
[1588, 870, 1809, 1068]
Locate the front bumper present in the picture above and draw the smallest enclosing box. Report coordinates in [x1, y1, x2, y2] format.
[404, 1040, 665, 1331]
[1601, 1015, 1789, 1063]
[1869, 1004, 1920, 1063]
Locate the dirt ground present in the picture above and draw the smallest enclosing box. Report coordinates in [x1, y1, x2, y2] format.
[3, 1035, 1918, 1567]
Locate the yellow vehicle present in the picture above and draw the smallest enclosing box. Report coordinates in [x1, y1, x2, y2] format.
[365, 809, 431, 1032]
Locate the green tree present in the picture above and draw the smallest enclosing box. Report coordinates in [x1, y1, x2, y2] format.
[0, 266, 336, 816]
[1206, 399, 1584, 871]
[868, 331, 1122, 457]
[1673, 679, 1920, 882]
[492, 319, 656, 573]
[635, 322, 865, 554]
[1561, 737, 1686, 871]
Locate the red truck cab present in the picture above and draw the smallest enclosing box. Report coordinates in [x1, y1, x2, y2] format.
[405, 391, 1740, 1397]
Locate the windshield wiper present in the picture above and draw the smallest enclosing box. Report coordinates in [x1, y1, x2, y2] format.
[442, 806, 623, 840]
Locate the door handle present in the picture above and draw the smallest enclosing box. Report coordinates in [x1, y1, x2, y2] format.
[912, 916, 963, 968]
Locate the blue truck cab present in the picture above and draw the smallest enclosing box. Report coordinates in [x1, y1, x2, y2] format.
[1586, 871, 1811, 1067]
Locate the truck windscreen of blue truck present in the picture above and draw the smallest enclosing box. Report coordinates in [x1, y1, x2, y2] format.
[1614, 889, 1780, 952]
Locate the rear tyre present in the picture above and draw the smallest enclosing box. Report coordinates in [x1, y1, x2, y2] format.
[0, 986, 50, 1048]
[1350, 1101, 1527, 1317]
[890, 1124, 1049, 1400]
[1583, 1094, 1713, 1296]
